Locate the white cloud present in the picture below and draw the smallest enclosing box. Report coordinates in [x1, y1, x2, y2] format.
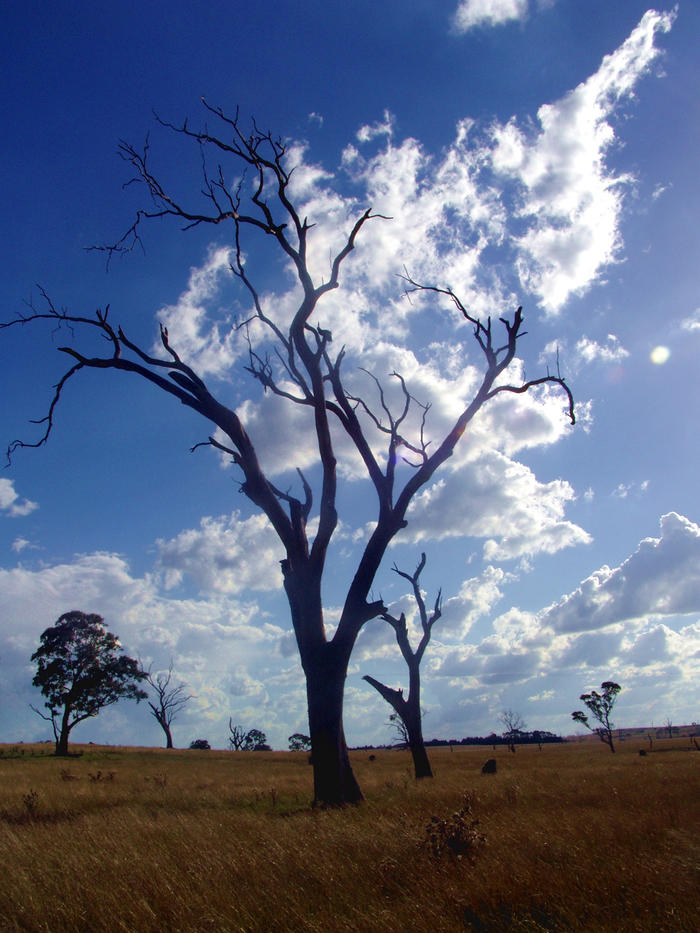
[680, 309, 700, 333]
[0, 551, 290, 748]
[156, 511, 284, 595]
[575, 334, 629, 365]
[440, 565, 513, 638]
[542, 513, 700, 633]
[142, 9, 674, 436]
[405, 448, 591, 560]
[356, 110, 394, 143]
[611, 479, 649, 500]
[11, 537, 39, 553]
[491, 9, 675, 313]
[452, 0, 529, 34]
[0, 478, 38, 517]
[155, 246, 238, 378]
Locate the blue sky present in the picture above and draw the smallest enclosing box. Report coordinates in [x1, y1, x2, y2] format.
[1, 1, 699, 750]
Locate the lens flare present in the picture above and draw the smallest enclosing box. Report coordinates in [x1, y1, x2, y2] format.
[650, 346, 670, 365]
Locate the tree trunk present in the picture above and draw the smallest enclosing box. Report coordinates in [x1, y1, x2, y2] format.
[406, 660, 432, 779]
[164, 724, 174, 749]
[284, 561, 364, 807]
[304, 645, 363, 806]
[405, 709, 433, 779]
[55, 707, 71, 756]
[362, 670, 433, 780]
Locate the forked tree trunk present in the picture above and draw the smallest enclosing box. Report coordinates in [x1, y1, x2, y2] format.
[285, 567, 364, 806]
[363, 669, 433, 780]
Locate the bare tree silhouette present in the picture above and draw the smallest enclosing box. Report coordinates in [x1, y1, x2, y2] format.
[3, 103, 575, 804]
[364, 553, 441, 779]
[142, 661, 193, 749]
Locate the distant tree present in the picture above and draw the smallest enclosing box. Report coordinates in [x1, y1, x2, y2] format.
[499, 708, 527, 752]
[664, 717, 674, 739]
[189, 738, 211, 750]
[288, 732, 312, 752]
[363, 553, 441, 779]
[572, 681, 621, 753]
[228, 723, 270, 750]
[141, 661, 193, 748]
[228, 720, 248, 751]
[3, 103, 575, 805]
[244, 728, 271, 751]
[30, 611, 147, 756]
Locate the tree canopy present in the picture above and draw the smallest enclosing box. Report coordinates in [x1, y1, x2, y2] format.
[31, 611, 147, 755]
[572, 681, 621, 753]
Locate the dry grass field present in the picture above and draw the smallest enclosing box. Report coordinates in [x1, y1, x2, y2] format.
[0, 739, 697, 932]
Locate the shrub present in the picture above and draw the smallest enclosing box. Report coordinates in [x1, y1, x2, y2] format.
[424, 792, 486, 860]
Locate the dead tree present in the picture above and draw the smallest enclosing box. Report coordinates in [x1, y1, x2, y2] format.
[2, 102, 575, 805]
[499, 708, 526, 752]
[363, 553, 440, 779]
[228, 720, 248, 751]
[142, 661, 193, 749]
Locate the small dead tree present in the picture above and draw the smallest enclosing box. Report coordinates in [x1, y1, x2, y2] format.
[572, 681, 621, 753]
[363, 553, 440, 779]
[228, 720, 248, 751]
[3, 103, 575, 805]
[142, 662, 193, 749]
[499, 708, 526, 752]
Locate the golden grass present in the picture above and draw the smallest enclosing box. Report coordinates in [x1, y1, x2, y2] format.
[1, 740, 698, 932]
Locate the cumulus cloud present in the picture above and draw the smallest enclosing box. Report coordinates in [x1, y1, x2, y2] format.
[542, 513, 700, 633]
[0, 551, 289, 747]
[440, 565, 513, 638]
[452, 0, 528, 34]
[156, 511, 284, 594]
[414, 512, 700, 739]
[405, 448, 591, 560]
[0, 478, 38, 517]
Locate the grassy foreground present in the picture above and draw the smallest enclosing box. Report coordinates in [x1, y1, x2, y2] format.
[0, 740, 697, 932]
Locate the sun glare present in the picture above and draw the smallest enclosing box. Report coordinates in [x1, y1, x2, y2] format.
[650, 346, 671, 365]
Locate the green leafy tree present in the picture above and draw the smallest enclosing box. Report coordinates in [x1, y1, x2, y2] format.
[572, 681, 621, 753]
[288, 732, 312, 752]
[189, 738, 211, 749]
[31, 611, 147, 755]
[244, 728, 271, 751]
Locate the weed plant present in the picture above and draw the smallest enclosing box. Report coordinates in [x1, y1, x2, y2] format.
[0, 740, 697, 931]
